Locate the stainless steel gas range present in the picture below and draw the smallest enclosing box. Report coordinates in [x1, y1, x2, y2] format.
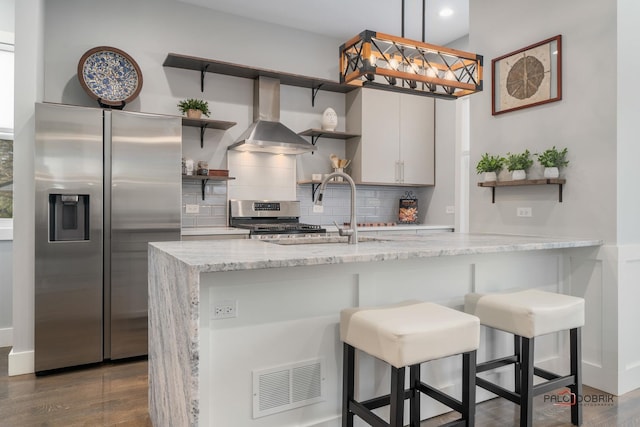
[229, 200, 326, 239]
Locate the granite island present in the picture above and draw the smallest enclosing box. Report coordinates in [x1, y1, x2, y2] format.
[148, 233, 602, 427]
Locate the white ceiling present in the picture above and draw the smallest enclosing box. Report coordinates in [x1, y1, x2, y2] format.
[177, 0, 469, 46]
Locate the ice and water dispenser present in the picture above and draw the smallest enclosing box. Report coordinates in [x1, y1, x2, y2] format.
[48, 194, 90, 241]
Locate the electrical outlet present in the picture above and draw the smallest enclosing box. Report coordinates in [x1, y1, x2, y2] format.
[185, 204, 200, 214]
[445, 205, 455, 214]
[212, 299, 237, 319]
[313, 205, 324, 213]
[517, 207, 532, 217]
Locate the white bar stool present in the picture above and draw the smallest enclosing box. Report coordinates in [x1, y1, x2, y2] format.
[340, 301, 480, 427]
[465, 289, 584, 427]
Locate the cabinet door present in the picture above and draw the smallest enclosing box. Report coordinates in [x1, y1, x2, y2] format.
[399, 95, 435, 185]
[360, 90, 400, 183]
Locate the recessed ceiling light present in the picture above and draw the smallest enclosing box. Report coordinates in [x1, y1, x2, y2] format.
[439, 7, 454, 17]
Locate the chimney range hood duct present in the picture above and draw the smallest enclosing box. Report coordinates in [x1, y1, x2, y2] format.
[228, 76, 317, 155]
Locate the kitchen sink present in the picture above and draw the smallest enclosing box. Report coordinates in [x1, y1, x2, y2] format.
[263, 235, 386, 245]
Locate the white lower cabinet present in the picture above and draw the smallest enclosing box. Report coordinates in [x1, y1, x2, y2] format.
[346, 88, 435, 185]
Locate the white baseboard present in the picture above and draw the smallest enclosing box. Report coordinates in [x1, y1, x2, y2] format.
[0, 327, 12, 347]
[8, 348, 34, 376]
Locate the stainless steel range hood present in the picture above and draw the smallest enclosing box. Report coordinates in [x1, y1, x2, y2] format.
[228, 76, 316, 155]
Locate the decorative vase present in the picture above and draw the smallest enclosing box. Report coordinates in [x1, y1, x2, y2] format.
[512, 169, 526, 180]
[484, 171, 497, 182]
[544, 167, 559, 178]
[186, 109, 202, 119]
[321, 107, 338, 131]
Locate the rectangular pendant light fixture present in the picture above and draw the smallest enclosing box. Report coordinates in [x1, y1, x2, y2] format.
[340, 30, 483, 99]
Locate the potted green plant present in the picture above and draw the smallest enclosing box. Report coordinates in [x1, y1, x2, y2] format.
[536, 146, 568, 178]
[177, 98, 210, 119]
[505, 150, 534, 180]
[476, 153, 504, 182]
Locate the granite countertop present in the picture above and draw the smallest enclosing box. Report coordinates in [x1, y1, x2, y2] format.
[150, 233, 602, 273]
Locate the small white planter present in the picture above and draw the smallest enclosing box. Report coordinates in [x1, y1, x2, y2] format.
[512, 169, 526, 180]
[544, 167, 560, 178]
[484, 171, 497, 182]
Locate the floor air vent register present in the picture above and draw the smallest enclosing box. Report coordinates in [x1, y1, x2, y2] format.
[252, 358, 325, 418]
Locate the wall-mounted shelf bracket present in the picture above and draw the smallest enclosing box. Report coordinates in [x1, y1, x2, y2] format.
[199, 178, 209, 200]
[200, 63, 210, 92]
[477, 178, 566, 203]
[311, 84, 324, 107]
[199, 123, 208, 148]
[311, 183, 320, 200]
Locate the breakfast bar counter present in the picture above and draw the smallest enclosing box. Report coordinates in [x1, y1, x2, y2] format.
[148, 233, 602, 427]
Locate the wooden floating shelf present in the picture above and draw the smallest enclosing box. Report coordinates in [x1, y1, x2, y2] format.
[478, 178, 566, 203]
[180, 117, 236, 148]
[164, 53, 357, 105]
[298, 129, 360, 139]
[182, 174, 236, 200]
[298, 128, 360, 146]
[181, 117, 236, 130]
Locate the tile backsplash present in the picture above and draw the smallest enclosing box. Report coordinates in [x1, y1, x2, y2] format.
[182, 181, 421, 229]
[181, 181, 228, 228]
[297, 184, 418, 225]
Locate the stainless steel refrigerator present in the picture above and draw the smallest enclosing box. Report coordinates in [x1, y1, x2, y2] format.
[34, 102, 181, 373]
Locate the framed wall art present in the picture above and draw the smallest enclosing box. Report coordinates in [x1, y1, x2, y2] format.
[492, 35, 562, 115]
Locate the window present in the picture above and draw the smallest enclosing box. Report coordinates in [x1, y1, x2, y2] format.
[0, 41, 14, 233]
[0, 135, 11, 219]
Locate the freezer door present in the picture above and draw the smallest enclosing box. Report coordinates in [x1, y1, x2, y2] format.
[108, 110, 181, 360]
[34, 103, 104, 372]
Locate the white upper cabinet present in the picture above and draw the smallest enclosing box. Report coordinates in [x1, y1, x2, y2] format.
[345, 88, 435, 186]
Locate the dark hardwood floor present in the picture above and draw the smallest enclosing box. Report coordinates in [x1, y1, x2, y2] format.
[1, 346, 639, 426]
[0, 347, 151, 426]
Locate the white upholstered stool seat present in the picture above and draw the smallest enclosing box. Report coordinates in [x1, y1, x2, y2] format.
[341, 301, 480, 368]
[464, 289, 585, 427]
[340, 301, 480, 427]
[465, 289, 585, 338]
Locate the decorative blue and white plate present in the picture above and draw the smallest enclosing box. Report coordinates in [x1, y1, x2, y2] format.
[77, 46, 143, 107]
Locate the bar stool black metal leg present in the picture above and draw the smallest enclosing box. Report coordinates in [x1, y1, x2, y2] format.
[410, 364, 421, 427]
[570, 328, 583, 426]
[514, 335, 522, 394]
[462, 351, 477, 427]
[342, 343, 355, 427]
[390, 366, 405, 427]
[520, 337, 534, 427]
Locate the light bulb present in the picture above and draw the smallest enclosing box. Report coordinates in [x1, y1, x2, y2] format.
[443, 70, 456, 95]
[389, 56, 399, 70]
[368, 54, 377, 65]
[425, 67, 437, 92]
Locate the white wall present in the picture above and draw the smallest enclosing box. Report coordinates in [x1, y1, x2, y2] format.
[0, 0, 13, 34]
[0, 241, 12, 346]
[469, 0, 640, 396]
[12, 0, 44, 375]
[469, 0, 617, 242]
[615, 0, 640, 395]
[617, 1, 640, 244]
[0, 0, 13, 348]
